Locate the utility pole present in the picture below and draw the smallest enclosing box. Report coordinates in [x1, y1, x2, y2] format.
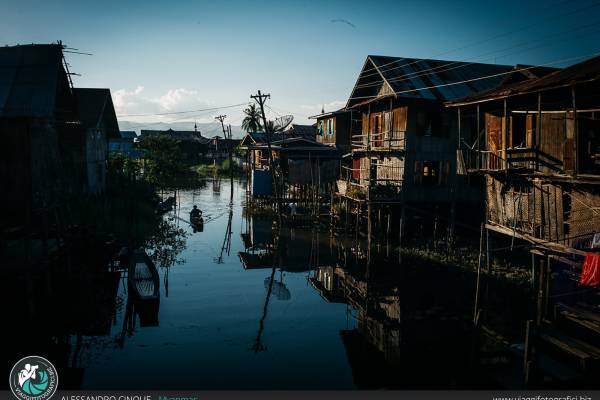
[215, 114, 227, 166]
[215, 115, 234, 203]
[228, 124, 234, 202]
[251, 90, 282, 226]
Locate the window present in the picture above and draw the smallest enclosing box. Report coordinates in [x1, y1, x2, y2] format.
[352, 158, 360, 181]
[414, 160, 447, 185]
[422, 161, 439, 185]
[511, 114, 527, 148]
[317, 121, 324, 136]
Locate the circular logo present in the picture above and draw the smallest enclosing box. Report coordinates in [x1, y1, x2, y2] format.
[9, 356, 58, 400]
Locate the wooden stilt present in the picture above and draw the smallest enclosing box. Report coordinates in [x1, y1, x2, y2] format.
[537, 258, 546, 327]
[523, 319, 534, 387]
[474, 223, 484, 323]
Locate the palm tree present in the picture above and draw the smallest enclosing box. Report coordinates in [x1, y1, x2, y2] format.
[242, 103, 262, 133]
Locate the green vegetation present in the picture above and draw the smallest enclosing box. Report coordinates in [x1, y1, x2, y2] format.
[242, 103, 262, 133]
[191, 158, 244, 177]
[371, 183, 400, 198]
[346, 185, 366, 200]
[137, 135, 187, 189]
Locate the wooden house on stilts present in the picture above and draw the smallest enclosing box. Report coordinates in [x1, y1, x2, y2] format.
[447, 55, 600, 385]
[336, 55, 517, 239]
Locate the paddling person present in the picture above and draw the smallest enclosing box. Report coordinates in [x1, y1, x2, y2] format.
[190, 205, 202, 219]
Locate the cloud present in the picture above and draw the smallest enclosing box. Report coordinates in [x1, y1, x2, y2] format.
[113, 86, 215, 123]
[158, 88, 201, 111]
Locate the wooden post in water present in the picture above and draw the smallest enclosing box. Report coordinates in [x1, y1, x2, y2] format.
[537, 258, 546, 327]
[344, 199, 349, 236]
[386, 211, 391, 239]
[474, 223, 484, 323]
[523, 319, 534, 387]
[485, 227, 491, 307]
[545, 255, 552, 319]
[398, 205, 405, 263]
[433, 215, 438, 249]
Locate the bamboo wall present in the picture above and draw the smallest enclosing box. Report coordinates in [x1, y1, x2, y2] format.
[487, 176, 599, 248]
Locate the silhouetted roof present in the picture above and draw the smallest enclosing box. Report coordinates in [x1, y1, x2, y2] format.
[140, 129, 210, 144]
[74, 88, 120, 138]
[447, 55, 600, 106]
[119, 130, 137, 139]
[286, 124, 316, 138]
[309, 108, 351, 119]
[0, 44, 67, 117]
[347, 55, 515, 107]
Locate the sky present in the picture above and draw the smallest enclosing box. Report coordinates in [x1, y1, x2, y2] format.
[2, 0, 600, 129]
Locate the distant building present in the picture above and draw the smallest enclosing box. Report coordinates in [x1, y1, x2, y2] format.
[202, 135, 240, 160]
[240, 131, 340, 196]
[310, 109, 353, 154]
[109, 131, 137, 157]
[140, 129, 210, 162]
[74, 88, 120, 195]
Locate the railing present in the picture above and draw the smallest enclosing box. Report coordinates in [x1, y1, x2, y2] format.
[352, 130, 406, 152]
[458, 147, 539, 173]
[337, 164, 403, 201]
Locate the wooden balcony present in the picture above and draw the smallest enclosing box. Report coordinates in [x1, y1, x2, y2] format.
[352, 130, 406, 153]
[458, 147, 546, 174]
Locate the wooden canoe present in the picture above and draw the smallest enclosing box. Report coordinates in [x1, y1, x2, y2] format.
[128, 250, 160, 301]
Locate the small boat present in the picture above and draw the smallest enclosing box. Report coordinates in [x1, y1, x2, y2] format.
[156, 196, 176, 213]
[190, 213, 204, 227]
[128, 250, 160, 301]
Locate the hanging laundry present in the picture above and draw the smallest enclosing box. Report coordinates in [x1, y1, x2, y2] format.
[580, 252, 600, 287]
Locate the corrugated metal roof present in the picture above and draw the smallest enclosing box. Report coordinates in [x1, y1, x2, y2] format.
[287, 124, 316, 139]
[447, 55, 600, 106]
[308, 108, 350, 120]
[0, 44, 66, 118]
[347, 55, 515, 107]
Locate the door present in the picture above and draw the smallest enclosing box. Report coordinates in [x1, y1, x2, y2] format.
[486, 113, 502, 169]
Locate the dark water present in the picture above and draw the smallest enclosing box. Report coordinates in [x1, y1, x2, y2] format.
[3, 179, 479, 390]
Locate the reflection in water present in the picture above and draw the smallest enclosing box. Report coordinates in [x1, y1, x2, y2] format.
[215, 207, 233, 264]
[4, 180, 483, 390]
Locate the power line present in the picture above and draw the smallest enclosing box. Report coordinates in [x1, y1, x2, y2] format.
[355, 0, 592, 80]
[352, 20, 600, 92]
[116, 102, 247, 117]
[346, 51, 600, 102]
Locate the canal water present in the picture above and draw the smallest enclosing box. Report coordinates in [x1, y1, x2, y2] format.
[3, 179, 481, 390]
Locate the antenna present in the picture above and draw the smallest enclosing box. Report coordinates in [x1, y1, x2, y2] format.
[273, 115, 294, 132]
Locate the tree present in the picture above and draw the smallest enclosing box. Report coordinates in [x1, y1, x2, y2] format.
[242, 103, 262, 133]
[137, 134, 185, 189]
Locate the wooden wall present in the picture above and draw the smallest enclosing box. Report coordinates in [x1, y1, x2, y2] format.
[486, 175, 599, 248]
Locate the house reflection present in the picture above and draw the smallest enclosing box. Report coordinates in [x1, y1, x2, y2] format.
[239, 213, 338, 272]
[309, 242, 474, 389]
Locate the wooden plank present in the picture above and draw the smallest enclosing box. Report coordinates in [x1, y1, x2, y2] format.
[485, 222, 586, 256]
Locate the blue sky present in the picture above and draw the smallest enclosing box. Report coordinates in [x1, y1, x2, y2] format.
[2, 0, 600, 127]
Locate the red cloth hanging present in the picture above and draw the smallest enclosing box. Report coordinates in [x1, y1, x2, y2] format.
[580, 252, 600, 287]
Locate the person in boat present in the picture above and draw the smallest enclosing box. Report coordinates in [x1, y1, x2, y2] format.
[190, 205, 202, 220]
